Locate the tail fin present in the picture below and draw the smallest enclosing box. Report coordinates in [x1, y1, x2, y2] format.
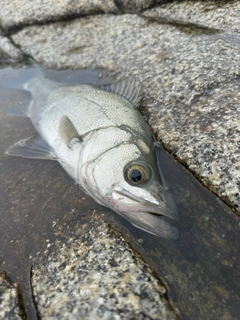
[0, 63, 44, 90]
[1, 63, 100, 126]
[1, 63, 59, 127]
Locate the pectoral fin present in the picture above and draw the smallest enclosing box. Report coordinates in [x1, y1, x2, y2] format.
[58, 115, 81, 148]
[5, 136, 56, 160]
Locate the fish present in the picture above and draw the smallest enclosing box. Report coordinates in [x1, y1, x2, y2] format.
[5, 68, 179, 239]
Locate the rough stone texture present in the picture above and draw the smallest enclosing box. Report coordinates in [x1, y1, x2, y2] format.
[0, 30, 25, 61]
[0, 0, 163, 33]
[2, 66, 240, 320]
[32, 216, 176, 320]
[0, 0, 117, 32]
[9, 1, 240, 213]
[0, 271, 23, 320]
[144, 0, 240, 32]
[114, 0, 163, 12]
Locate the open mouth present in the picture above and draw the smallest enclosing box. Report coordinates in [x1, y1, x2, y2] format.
[113, 188, 179, 220]
[112, 187, 179, 239]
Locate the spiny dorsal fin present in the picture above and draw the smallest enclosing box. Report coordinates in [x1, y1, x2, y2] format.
[100, 79, 142, 107]
[58, 115, 81, 147]
[5, 136, 56, 160]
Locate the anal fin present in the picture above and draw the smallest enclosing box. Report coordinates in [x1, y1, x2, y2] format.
[5, 136, 56, 160]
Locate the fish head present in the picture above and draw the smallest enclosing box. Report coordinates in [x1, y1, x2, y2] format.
[86, 139, 179, 239]
[112, 157, 179, 239]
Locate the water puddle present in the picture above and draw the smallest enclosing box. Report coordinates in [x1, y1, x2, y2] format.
[0, 62, 239, 320]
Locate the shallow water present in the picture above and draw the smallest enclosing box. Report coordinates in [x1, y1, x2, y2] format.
[0, 63, 240, 320]
[0, 63, 107, 318]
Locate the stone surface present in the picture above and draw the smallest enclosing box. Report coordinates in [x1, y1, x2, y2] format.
[1, 1, 240, 319]
[0, 271, 23, 320]
[9, 1, 240, 213]
[0, 0, 163, 33]
[0, 31, 25, 61]
[0, 0, 117, 32]
[144, 0, 240, 32]
[31, 215, 176, 320]
[114, 0, 163, 12]
[1, 65, 240, 320]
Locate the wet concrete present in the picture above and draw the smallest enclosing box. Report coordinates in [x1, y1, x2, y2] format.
[0, 64, 106, 318]
[118, 148, 240, 320]
[0, 63, 240, 319]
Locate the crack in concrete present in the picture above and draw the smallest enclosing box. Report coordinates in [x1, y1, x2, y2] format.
[140, 14, 222, 35]
[30, 264, 41, 320]
[0, 0, 161, 37]
[15, 283, 28, 320]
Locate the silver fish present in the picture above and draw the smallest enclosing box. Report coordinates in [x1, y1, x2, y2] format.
[5, 71, 179, 239]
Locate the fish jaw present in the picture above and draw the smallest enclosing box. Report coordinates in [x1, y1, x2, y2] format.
[111, 186, 179, 239]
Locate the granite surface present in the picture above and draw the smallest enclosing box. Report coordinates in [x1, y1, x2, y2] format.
[0, 271, 23, 320]
[0, 0, 163, 33]
[1, 1, 240, 319]
[5, 1, 240, 213]
[32, 215, 177, 320]
[1, 65, 240, 320]
[0, 30, 25, 61]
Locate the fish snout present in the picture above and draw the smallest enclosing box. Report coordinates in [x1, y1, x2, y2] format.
[111, 188, 179, 239]
[112, 187, 179, 221]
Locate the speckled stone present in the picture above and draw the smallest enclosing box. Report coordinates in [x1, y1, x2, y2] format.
[32, 216, 176, 320]
[9, 2, 240, 213]
[0, 0, 117, 32]
[0, 0, 162, 33]
[0, 31, 25, 61]
[0, 271, 23, 320]
[113, 0, 162, 13]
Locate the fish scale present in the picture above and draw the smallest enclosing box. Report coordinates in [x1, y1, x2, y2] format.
[45, 85, 150, 138]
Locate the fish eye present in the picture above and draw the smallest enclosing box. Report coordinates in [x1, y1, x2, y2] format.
[126, 165, 149, 185]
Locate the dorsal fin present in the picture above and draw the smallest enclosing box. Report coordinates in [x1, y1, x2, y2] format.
[100, 79, 142, 107]
[58, 115, 81, 148]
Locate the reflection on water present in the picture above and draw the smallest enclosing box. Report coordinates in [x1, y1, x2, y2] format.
[0, 63, 240, 320]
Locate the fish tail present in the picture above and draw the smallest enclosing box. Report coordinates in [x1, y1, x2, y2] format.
[1, 63, 44, 90]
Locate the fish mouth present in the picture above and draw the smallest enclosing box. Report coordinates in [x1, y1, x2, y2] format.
[112, 188, 179, 239]
[114, 188, 179, 220]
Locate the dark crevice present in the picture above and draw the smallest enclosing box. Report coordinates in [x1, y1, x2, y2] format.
[0, 0, 236, 37]
[1, 272, 27, 320]
[30, 264, 41, 320]
[140, 14, 222, 35]
[113, 0, 165, 13]
[1, 11, 117, 36]
[0, 1, 180, 36]
[1, 7, 153, 37]
[4, 11, 222, 37]
[0, 27, 32, 64]
[6, 36, 36, 67]
[1, 0, 173, 36]
[16, 282, 28, 320]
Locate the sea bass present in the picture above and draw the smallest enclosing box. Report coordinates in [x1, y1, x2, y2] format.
[5, 71, 179, 239]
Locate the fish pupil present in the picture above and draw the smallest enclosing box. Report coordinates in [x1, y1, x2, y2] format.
[131, 169, 142, 182]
